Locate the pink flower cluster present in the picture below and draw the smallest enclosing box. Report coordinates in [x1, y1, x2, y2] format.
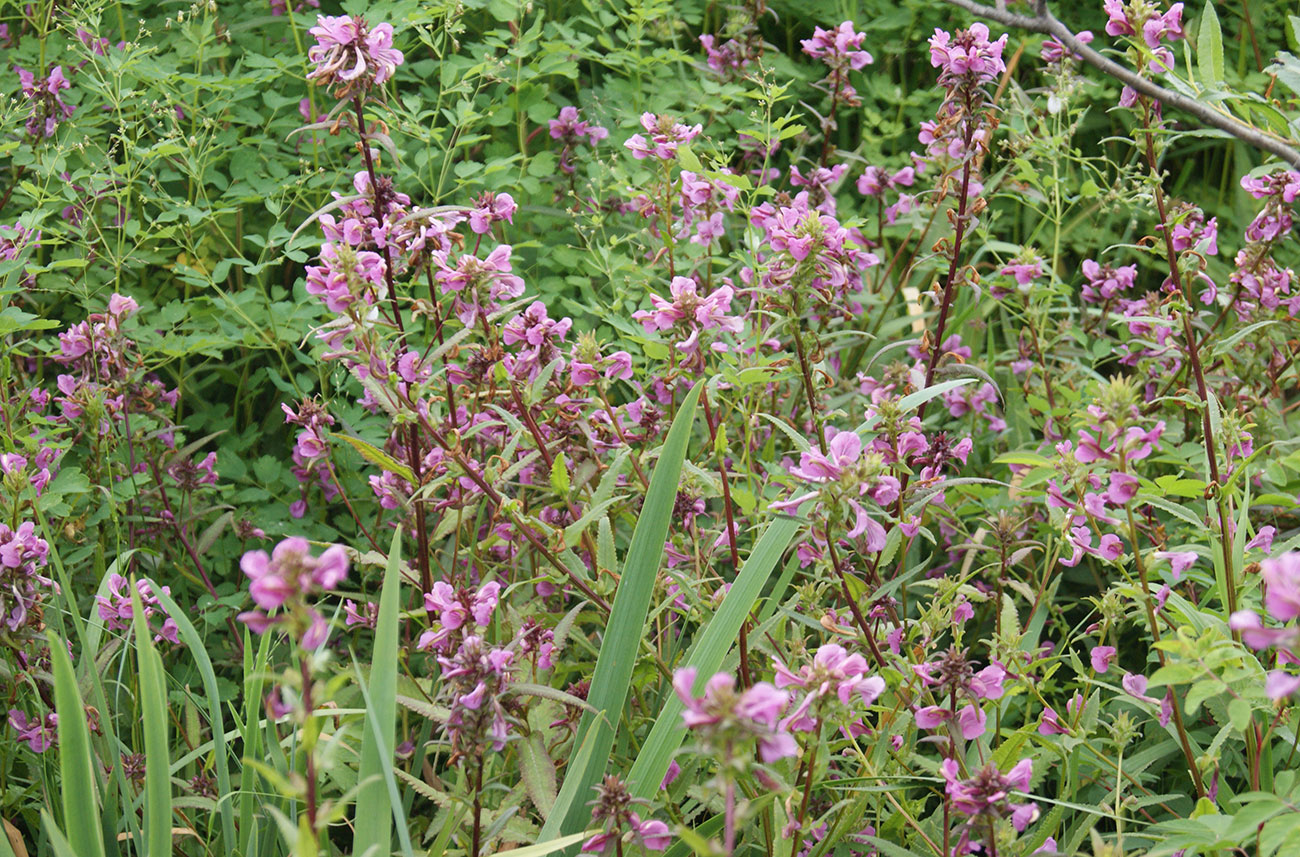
[95, 574, 180, 644]
[14, 65, 74, 138]
[549, 106, 608, 174]
[673, 667, 797, 761]
[633, 276, 742, 372]
[307, 15, 404, 97]
[1231, 553, 1300, 698]
[238, 537, 350, 648]
[419, 580, 501, 652]
[624, 113, 702, 161]
[0, 521, 53, 635]
[928, 23, 1008, 88]
[773, 643, 885, 731]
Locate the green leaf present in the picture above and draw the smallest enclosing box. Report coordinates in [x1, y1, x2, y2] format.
[897, 378, 975, 414]
[519, 733, 559, 818]
[130, 582, 172, 857]
[550, 451, 571, 497]
[540, 381, 703, 839]
[39, 810, 80, 857]
[148, 582, 235, 849]
[626, 514, 801, 798]
[331, 432, 415, 485]
[1197, 2, 1224, 87]
[489, 831, 597, 857]
[48, 630, 106, 857]
[354, 529, 410, 857]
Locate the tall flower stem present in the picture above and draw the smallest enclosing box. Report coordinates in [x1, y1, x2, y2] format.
[1137, 102, 1236, 612]
[788, 292, 827, 455]
[918, 90, 977, 424]
[299, 655, 320, 835]
[700, 386, 748, 685]
[352, 93, 433, 599]
[1137, 104, 1246, 715]
[790, 723, 822, 857]
[470, 751, 485, 857]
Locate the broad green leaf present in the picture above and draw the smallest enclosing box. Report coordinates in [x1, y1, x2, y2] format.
[1197, 2, 1224, 86]
[541, 381, 703, 839]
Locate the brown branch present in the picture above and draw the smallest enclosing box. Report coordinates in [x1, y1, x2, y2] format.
[940, 0, 1300, 168]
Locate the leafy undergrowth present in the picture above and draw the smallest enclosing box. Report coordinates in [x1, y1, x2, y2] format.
[1, 1, 1300, 856]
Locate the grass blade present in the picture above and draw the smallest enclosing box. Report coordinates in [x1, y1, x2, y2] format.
[47, 630, 106, 857]
[488, 831, 595, 857]
[540, 380, 703, 839]
[147, 581, 236, 849]
[39, 811, 78, 857]
[238, 628, 274, 856]
[354, 528, 406, 857]
[130, 582, 172, 857]
[626, 514, 800, 798]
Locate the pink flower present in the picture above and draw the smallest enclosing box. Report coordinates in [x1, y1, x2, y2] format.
[1104, 0, 1133, 36]
[238, 538, 350, 644]
[801, 21, 873, 70]
[1263, 553, 1300, 621]
[1154, 550, 1197, 581]
[1042, 30, 1094, 63]
[1248, 526, 1277, 554]
[1090, 645, 1117, 673]
[1266, 671, 1300, 700]
[1000, 256, 1045, 286]
[468, 191, 516, 234]
[8, 709, 57, 753]
[1121, 672, 1160, 704]
[941, 758, 1037, 830]
[1080, 259, 1137, 303]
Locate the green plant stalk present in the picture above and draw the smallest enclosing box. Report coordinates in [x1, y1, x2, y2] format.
[1123, 505, 1207, 798]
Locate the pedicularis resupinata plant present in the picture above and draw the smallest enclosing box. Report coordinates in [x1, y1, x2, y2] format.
[4, 0, 1300, 855]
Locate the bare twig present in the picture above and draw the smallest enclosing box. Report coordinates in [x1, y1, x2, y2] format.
[940, 0, 1300, 168]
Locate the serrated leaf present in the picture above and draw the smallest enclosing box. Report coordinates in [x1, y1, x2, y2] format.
[519, 734, 558, 818]
[550, 451, 571, 497]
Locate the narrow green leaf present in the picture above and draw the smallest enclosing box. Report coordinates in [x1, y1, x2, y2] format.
[626, 514, 801, 798]
[1198, 2, 1224, 86]
[47, 630, 106, 857]
[488, 831, 595, 857]
[147, 582, 236, 849]
[355, 529, 405, 857]
[332, 432, 415, 485]
[39, 810, 80, 857]
[541, 381, 703, 839]
[897, 378, 975, 414]
[130, 582, 172, 857]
